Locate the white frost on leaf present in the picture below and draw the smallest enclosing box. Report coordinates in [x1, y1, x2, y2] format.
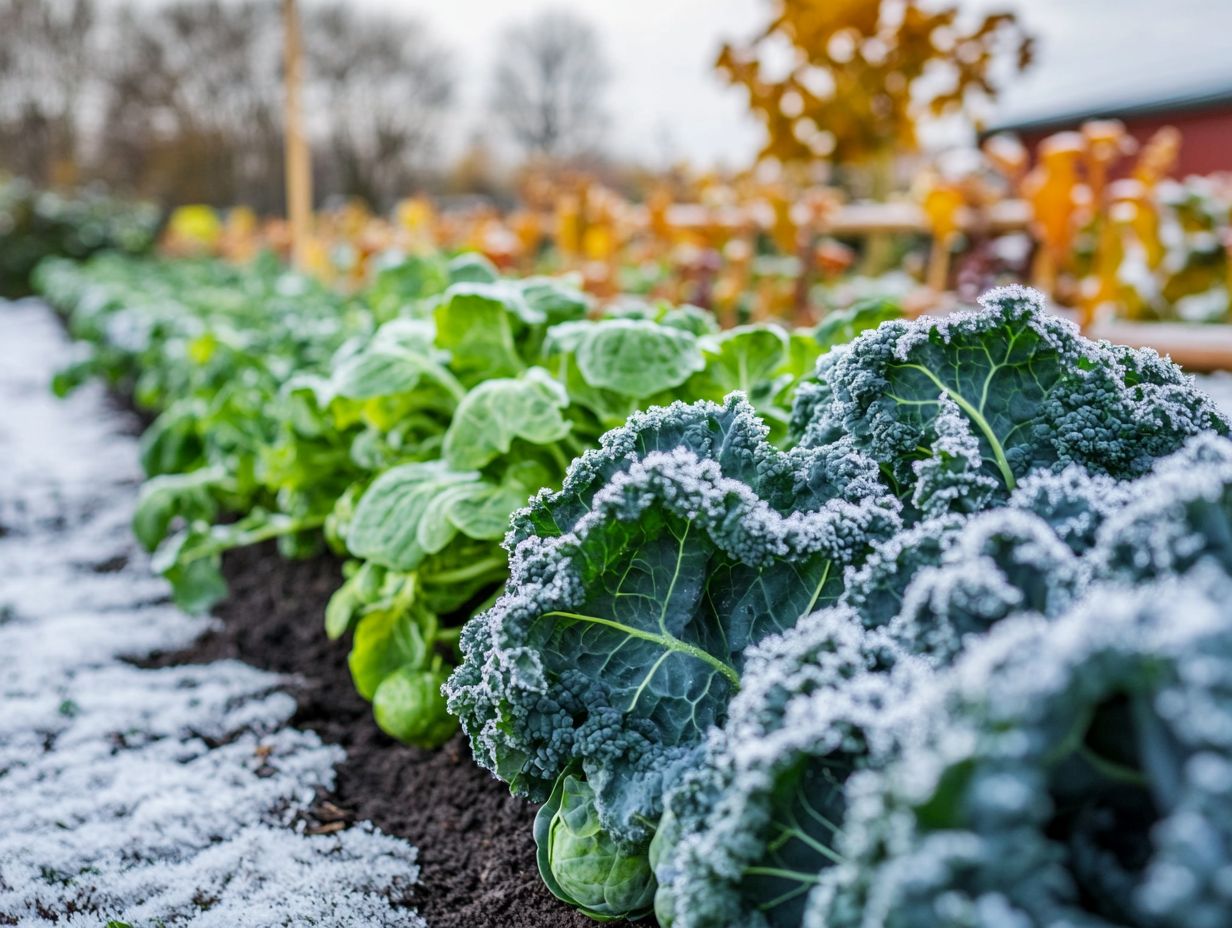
[0, 301, 423, 928]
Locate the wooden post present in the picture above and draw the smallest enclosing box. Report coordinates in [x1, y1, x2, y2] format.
[283, 0, 312, 271]
[925, 235, 952, 293]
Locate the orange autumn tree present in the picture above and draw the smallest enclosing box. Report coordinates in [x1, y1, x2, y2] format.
[717, 0, 1034, 178]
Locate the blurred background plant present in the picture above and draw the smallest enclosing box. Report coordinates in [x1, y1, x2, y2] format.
[3, 0, 1230, 327]
[0, 177, 158, 296]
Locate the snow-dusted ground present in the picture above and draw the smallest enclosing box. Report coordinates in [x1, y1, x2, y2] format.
[0, 301, 424, 927]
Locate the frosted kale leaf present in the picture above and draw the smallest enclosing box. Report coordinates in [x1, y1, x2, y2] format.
[839, 515, 965, 629]
[841, 505, 1080, 646]
[793, 285, 1228, 509]
[788, 350, 844, 450]
[887, 509, 1084, 663]
[445, 395, 899, 844]
[652, 610, 927, 928]
[1091, 433, 1232, 584]
[1006, 465, 1130, 554]
[908, 393, 1002, 519]
[811, 570, 1232, 928]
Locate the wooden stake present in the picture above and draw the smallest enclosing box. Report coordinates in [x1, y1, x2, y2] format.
[925, 234, 952, 293]
[283, 0, 312, 271]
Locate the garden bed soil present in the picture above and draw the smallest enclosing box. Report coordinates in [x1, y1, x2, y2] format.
[142, 541, 609, 928]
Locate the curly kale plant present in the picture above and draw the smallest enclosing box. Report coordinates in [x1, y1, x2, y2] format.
[446, 396, 899, 847]
[656, 434, 1232, 928]
[1090, 432, 1232, 584]
[645, 493, 1111, 928]
[792, 285, 1226, 513]
[812, 568, 1232, 928]
[448, 285, 1232, 923]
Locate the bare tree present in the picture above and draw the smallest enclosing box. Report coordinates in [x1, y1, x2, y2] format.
[489, 8, 610, 160]
[0, 0, 454, 209]
[0, 0, 98, 185]
[95, 0, 285, 209]
[304, 2, 454, 208]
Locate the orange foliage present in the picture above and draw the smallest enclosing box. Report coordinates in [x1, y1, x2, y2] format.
[716, 0, 1033, 167]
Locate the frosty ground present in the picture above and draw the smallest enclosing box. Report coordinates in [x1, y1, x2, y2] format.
[0, 301, 424, 927]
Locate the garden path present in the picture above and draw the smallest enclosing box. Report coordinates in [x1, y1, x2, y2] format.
[0, 301, 424, 927]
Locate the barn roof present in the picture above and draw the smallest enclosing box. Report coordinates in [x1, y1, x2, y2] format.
[988, 76, 1232, 136]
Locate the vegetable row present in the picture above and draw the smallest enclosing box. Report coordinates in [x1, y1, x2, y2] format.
[37, 251, 887, 747]
[44, 249, 1232, 927]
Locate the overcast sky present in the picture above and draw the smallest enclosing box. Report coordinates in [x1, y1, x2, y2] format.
[367, 0, 1232, 167]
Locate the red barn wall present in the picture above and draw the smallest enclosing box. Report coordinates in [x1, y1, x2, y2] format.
[1016, 104, 1232, 176]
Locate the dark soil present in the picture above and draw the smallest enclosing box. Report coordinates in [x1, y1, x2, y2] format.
[143, 542, 602, 928]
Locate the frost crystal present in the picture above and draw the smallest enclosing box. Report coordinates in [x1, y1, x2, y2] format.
[0, 302, 423, 928]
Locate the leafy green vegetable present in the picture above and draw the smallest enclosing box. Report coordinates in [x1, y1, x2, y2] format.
[347, 596, 434, 700]
[571, 318, 705, 394]
[652, 431, 1232, 928]
[132, 467, 228, 552]
[442, 369, 571, 470]
[372, 663, 455, 747]
[448, 285, 1232, 923]
[795, 285, 1227, 505]
[652, 611, 924, 928]
[814, 569, 1232, 928]
[446, 395, 898, 843]
[0, 179, 158, 296]
[535, 772, 657, 922]
[812, 297, 902, 353]
[347, 463, 490, 571]
[685, 324, 822, 439]
[62, 244, 1232, 928]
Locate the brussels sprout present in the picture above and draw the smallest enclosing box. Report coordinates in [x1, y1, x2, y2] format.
[371, 663, 456, 747]
[534, 772, 656, 922]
